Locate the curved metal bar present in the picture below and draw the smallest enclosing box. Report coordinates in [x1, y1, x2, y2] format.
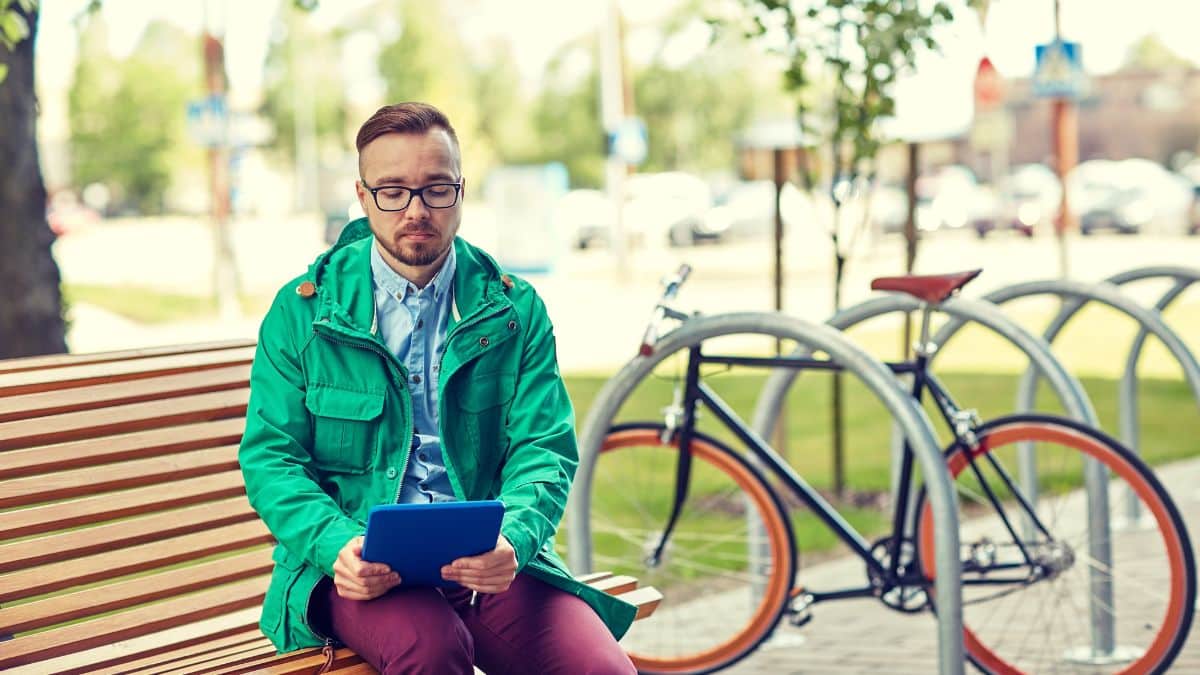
[941, 279, 1200, 411]
[750, 294, 1099, 439]
[1107, 269, 1199, 524]
[567, 312, 965, 674]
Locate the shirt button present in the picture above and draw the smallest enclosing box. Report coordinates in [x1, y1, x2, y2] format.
[385, 467, 398, 479]
[418, 452, 428, 462]
[479, 337, 490, 347]
[411, 374, 421, 384]
[416, 319, 424, 329]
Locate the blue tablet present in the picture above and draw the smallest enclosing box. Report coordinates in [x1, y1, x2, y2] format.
[361, 500, 505, 588]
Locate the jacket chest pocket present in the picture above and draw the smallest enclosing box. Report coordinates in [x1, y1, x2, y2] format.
[305, 384, 385, 473]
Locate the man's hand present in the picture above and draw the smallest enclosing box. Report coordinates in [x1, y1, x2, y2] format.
[332, 536, 401, 600]
[441, 534, 518, 594]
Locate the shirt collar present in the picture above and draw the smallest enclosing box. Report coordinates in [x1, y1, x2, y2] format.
[370, 240, 457, 302]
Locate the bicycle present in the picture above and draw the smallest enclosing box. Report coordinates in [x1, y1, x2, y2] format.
[575, 266, 1196, 674]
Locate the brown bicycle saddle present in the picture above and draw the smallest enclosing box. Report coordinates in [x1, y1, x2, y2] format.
[869, 269, 982, 304]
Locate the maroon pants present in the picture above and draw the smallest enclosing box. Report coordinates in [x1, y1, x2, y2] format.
[311, 573, 636, 675]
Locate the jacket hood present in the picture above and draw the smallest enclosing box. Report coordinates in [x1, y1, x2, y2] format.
[305, 217, 512, 336]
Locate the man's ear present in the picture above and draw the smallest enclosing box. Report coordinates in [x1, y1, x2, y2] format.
[355, 180, 370, 215]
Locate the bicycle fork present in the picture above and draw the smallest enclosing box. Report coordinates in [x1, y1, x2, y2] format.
[646, 345, 704, 568]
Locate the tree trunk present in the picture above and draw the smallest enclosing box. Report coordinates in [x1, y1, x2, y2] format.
[0, 6, 67, 359]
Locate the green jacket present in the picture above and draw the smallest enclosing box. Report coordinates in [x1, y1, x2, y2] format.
[239, 219, 636, 652]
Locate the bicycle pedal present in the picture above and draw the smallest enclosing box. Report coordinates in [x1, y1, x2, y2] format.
[786, 592, 814, 628]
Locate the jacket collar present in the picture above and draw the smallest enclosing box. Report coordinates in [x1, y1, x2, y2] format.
[309, 218, 511, 338]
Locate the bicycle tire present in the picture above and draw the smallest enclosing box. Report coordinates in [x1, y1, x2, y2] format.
[589, 422, 796, 675]
[914, 414, 1196, 674]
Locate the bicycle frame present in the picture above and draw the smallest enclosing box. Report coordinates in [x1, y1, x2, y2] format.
[654, 340, 1056, 605]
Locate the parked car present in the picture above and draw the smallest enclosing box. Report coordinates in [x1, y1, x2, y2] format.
[974, 164, 1062, 238]
[554, 189, 616, 249]
[1068, 158, 1192, 235]
[624, 172, 715, 246]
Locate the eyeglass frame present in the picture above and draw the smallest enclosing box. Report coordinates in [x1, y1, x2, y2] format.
[360, 180, 463, 212]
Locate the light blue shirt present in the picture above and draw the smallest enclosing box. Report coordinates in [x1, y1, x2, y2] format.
[370, 242, 458, 503]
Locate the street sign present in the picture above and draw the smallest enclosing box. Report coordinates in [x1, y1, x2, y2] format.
[608, 117, 648, 166]
[186, 95, 228, 147]
[973, 56, 1004, 110]
[1033, 40, 1086, 99]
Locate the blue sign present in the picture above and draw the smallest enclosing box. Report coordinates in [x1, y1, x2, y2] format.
[608, 117, 648, 165]
[186, 95, 229, 147]
[1033, 40, 1086, 99]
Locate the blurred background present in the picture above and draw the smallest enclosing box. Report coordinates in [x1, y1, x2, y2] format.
[3, 0, 1199, 374]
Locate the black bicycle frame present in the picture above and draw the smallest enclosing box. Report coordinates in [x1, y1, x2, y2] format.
[655, 345, 1052, 601]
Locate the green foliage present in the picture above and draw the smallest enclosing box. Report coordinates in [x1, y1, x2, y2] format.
[528, 57, 605, 188]
[0, 0, 36, 83]
[259, 7, 349, 161]
[67, 18, 203, 213]
[1123, 34, 1192, 72]
[733, 0, 963, 178]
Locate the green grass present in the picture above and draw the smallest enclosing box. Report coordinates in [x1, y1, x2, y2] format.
[63, 284, 272, 324]
[561, 368, 1200, 576]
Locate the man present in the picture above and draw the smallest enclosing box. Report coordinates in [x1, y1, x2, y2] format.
[239, 102, 636, 675]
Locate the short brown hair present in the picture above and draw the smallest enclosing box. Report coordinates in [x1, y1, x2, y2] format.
[355, 102, 459, 154]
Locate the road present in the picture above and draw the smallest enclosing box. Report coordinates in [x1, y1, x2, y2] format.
[53, 215, 1200, 372]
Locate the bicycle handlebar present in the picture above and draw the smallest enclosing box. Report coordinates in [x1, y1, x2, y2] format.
[638, 264, 692, 357]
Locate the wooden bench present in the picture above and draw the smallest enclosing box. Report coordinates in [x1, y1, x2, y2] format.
[0, 340, 660, 674]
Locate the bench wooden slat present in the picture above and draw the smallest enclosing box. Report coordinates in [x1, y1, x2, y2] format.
[0, 389, 248, 451]
[0, 519, 272, 603]
[0, 417, 245, 481]
[166, 644, 291, 674]
[0, 577, 268, 669]
[0, 340, 254, 375]
[204, 646, 365, 675]
[0, 548, 272, 634]
[0, 470, 245, 540]
[0, 444, 239, 509]
[113, 634, 273, 675]
[0, 345, 256, 396]
[99, 632, 270, 675]
[617, 587, 664, 620]
[588, 574, 639, 596]
[0, 495, 256, 573]
[0, 364, 251, 423]
[3, 607, 262, 675]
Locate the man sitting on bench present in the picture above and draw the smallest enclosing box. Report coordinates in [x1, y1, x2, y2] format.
[239, 101, 636, 675]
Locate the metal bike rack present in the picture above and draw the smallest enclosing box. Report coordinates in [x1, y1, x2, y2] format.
[933, 277, 1200, 664]
[567, 312, 967, 675]
[1104, 266, 1200, 514]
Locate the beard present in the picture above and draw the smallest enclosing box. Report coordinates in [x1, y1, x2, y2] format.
[380, 224, 453, 267]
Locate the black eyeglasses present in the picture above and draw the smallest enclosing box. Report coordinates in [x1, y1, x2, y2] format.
[361, 181, 462, 212]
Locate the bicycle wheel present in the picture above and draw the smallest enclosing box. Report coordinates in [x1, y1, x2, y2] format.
[589, 422, 796, 674]
[915, 414, 1196, 674]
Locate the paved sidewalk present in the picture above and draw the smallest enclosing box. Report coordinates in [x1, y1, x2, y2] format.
[647, 456, 1200, 674]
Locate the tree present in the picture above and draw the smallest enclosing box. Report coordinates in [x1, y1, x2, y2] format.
[69, 18, 203, 214]
[1122, 34, 1192, 72]
[259, 7, 349, 163]
[730, 0, 965, 497]
[0, 0, 67, 358]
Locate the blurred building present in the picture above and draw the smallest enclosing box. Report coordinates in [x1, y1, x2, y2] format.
[960, 67, 1200, 177]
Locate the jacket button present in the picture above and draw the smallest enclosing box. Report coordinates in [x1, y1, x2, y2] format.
[479, 337, 490, 347]
[411, 374, 421, 384]
[385, 467, 398, 479]
[507, 320, 517, 331]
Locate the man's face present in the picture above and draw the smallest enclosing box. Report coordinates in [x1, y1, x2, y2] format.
[356, 129, 463, 272]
